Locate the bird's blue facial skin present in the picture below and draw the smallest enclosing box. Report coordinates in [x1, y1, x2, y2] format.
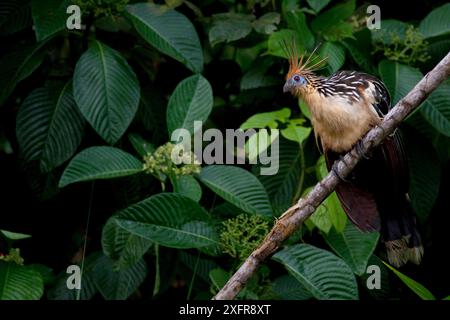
[293, 74, 306, 85]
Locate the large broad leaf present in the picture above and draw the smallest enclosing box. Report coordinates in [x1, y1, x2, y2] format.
[272, 244, 358, 300]
[258, 139, 302, 215]
[16, 81, 85, 173]
[0, 229, 31, 240]
[252, 12, 280, 35]
[419, 84, 450, 137]
[323, 223, 380, 276]
[240, 108, 290, 129]
[59, 146, 143, 187]
[198, 165, 273, 217]
[284, 10, 315, 50]
[309, 157, 347, 232]
[383, 261, 435, 300]
[311, 0, 355, 41]
[0, 0, 32, 36]
[0, 42, 47, 106]
[272, 275, 313, 300]
[31, 0, 68, 41]
[209, 13, 253, 46]
[102, 218, 153, 270]
[166, 75, 213, 140]
[267, 29, 304, 58]
[240, 59, 278, 91]
[319, 42, 345, 75]
[371, 20, 408, 45]
[125, 3, 203, 73]
[92, 254, 147, 300]
[379, 60, 450, 137]
[403, 130, 441, 222]
[419, 3, 450, 39]
[378, 60, 422, 105]
[179, 251, 219, 283]
[73, 40, 140, 144]
[113, 193, 220, 250]
[342, 29, 375, 74]
[171, 175, 202, 202]
[0, 261, 44, 300]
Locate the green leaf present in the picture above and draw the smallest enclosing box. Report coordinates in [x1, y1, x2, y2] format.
[29, 264, 54, 285]
[419, 84, 450, 137]
[311, 157, 348, 232]
[31, 0, 68, 41]
[323, 223, 380, 276]
[380, 60, 450, 137]
[171, 175, 202, 202]
[309, 199, 332, 233]
[128, 133, 155, 157]
[419, 3, 450, 39]
[272, 275, 312, 300]
[0, 0, 32, 36]
[311, 0, 355, 40]
[179, 251, 219, 283]
[125, 3, 203, 73]
[209, 268, 229, 291]
[273, 244, 358, 300]
[267, 29, 304, 58]
[59, 146, 143, 187]
[281, 124, 311, 144]
[166, 75, 213, 140]
[319, 42, 345, 74]
[306, 0, 331, 13]
[252, 12, 280, 34]
[240, 108, 291, 129]
[0, 230, 31, 240]
[73, 40, 140, 144]
[114, 193, 220, 249]
[258, 139, 302, 215]
[209, 13, 253, 46]
[0, 261, 44, 300]
[0, 42, 47, 106]
[93, 254, 147, 300]
[404, 131, 441, 222]
[102, 218, 153, 269]
[284, 10, 314, 50]
[372, 19, 409, 45]
[198, 165, 273, 217]
[383, 261, 435, 300]
[378, 60, 422, 105]
[342, 29, 375, 73]
[16, 81, 85, 173]
[240, 59, 278, 91]
[299, 100, 311, 120]
[443, 295, 450, 300]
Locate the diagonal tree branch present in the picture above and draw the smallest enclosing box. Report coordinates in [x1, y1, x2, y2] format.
[214, 52, 450, 300]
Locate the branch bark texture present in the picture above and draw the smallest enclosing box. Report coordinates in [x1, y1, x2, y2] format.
[213, 52, 450, 300]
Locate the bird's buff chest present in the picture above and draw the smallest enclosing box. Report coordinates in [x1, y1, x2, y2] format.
[301, 91, 380, 153]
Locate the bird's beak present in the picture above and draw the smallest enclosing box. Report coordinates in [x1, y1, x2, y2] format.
[283, 79, 295, 93]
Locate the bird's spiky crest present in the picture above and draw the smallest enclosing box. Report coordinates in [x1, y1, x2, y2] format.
[281, 38, 328, 79]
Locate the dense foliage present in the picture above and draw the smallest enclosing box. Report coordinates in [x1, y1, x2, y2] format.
[0, 0, 449, 300]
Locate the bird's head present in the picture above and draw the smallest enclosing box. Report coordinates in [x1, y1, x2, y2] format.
[282, 41, 326, 96]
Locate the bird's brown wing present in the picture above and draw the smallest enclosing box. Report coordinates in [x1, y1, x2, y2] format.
[324, 131, 409, 233]
[325, 151, 381, 232]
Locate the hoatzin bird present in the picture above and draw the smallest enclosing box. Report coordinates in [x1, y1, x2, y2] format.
[283, 44, 423, 267]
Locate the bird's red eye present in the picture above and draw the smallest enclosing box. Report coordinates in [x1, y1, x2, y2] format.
[294, 75, 301, 82]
